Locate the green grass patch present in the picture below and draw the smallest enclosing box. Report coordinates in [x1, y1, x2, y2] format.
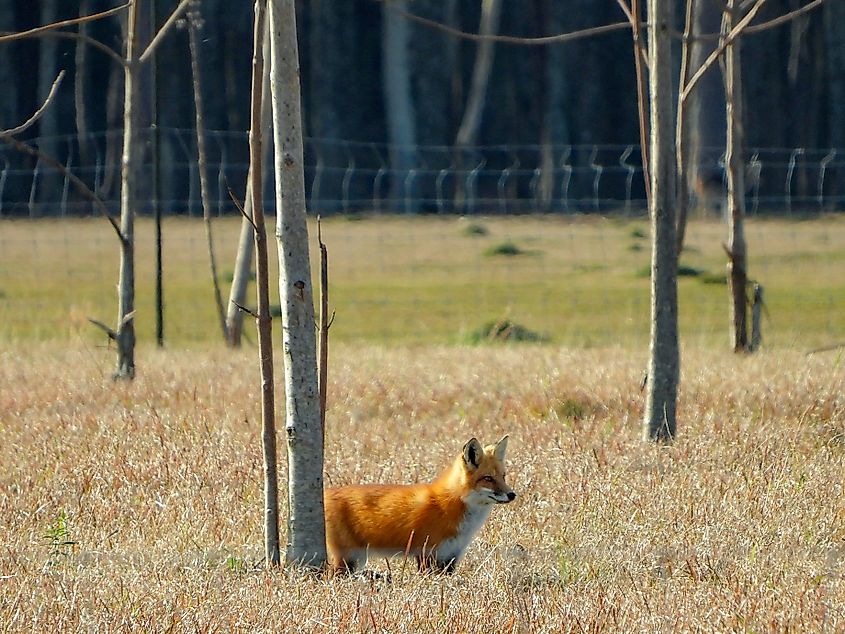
[462, 222, 489, 237]
[466, 318, 549, 344]
[484, 241, 526, 257]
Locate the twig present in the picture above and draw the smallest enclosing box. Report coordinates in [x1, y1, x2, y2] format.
[231, 301, 259, 320]
[88, 318, 117, 341]
[227, 182, 258, 233]
[0, 31, 125, 67]
[375, 0, 631, 46]
[620, 0, 651, 204]
[139, 0, 194, 64]
[317, 215, 330, 436]
[1, 71, 65, 137]
[680, 0, 769, 104]
[0, 3, 130, 44]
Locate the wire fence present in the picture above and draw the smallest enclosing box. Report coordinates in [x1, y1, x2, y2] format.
[2, 128, 845, 217]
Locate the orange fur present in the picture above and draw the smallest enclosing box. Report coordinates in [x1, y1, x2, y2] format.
[324, 437, 515, 573]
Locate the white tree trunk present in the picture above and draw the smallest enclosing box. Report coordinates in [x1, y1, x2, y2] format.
[226, 19, 272, 347]
[188, 11, 228, 342]
[247, 0, 281, 567]
[268, 0, 327, 569]
[382, 0, 417, 212]
[643, 0, 679, 441]
[115, 0, 140, 380]
[725, 0, 748, 352]
[455, 0, 502, 148]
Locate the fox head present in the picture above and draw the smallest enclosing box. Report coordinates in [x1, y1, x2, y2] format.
[461, 436, 516, 506]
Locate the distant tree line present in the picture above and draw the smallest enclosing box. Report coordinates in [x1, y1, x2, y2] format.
[1, 0, 844, 215]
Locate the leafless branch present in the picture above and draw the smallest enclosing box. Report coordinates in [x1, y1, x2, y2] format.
[681, 0, 769, 103]
[0, 3, 130, 44]
[376, 0, 631, 46]
[743, 0, 827, 33]
[0, 136, 125, 244]
[139, 0, 194, 65]
[88, 318, 118, 341]
[7, 30, 126, 67]
[227, 182, 258, 233]
[231, 301, 259, 320]
[618, 0, 651, 203]
[684, 0, 828, 40]
[1, 71, 65, 137]
[317, 215, 330, 436]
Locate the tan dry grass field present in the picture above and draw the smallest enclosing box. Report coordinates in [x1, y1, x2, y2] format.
[1, 343, 843, 631]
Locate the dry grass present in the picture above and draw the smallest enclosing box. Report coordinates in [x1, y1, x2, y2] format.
[1, 343, 843, 631]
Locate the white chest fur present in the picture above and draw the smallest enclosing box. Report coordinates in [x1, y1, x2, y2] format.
[434, 503, 493, 564]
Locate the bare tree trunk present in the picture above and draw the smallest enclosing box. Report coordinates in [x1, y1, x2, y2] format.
[724, 0, 748, 353]
[188, 9, 228, 342]
[675, 0, 695, 254]
[226, 20, 272, 348]
[687, 0, 726, 220]
[382, 0, 418, 213]
[455, 0, 502, 148]
[643, 0, 679, 442]
[75, 0, 92, 183]
[248, 0, 281, 567]
[100, 59, 123, 202]
[114, 0, 141, 380]
[269, 0, 327, 569]
[454, 0, 502, 211]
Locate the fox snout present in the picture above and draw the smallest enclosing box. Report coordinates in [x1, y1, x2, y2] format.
[496, 489, 516, 504]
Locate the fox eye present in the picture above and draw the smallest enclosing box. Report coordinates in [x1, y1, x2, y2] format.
[481, 476, 496, 483]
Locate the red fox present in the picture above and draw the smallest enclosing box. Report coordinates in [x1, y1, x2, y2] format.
[324, 436, 516, 574]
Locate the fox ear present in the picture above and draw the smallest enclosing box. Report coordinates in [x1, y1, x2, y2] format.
[493, 435, 509, 461]
[462, 438, 483, 469]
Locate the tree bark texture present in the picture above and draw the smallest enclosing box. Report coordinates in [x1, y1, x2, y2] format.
[249, 0, 281, 568]
[687, 0, 726, 218]
[188, 11, 228, 343]
[269, 0, 327, 570]
[226, 19, 272, 348]
[725, 0, 749, 353]
[115, 0, 140, 380]
[643, 0, 679, 442]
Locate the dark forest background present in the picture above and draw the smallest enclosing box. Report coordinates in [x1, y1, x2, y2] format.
[1, 0, 844, 215]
